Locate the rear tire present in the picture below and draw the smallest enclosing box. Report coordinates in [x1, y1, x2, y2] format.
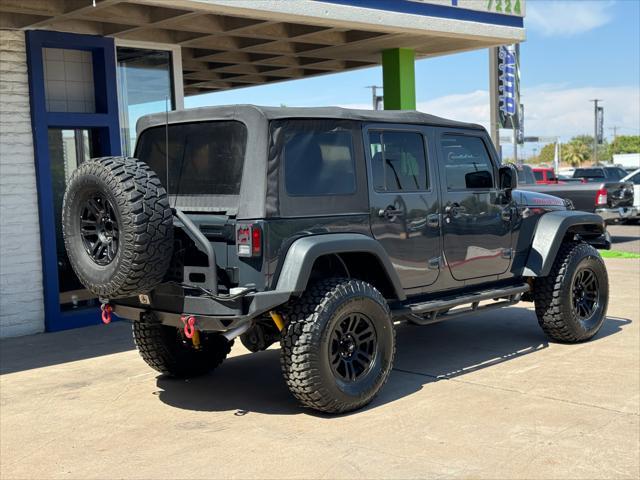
[132, 317, 233, 378]
[280, 278, 395, 413]
[533, 242, 609, 343]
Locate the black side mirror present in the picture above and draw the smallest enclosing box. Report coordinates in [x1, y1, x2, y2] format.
[499, 164, 518, 191]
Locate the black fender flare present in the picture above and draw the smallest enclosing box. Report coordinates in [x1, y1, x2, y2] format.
[274, 233, 406, 300]
[523, 210, 606, 277]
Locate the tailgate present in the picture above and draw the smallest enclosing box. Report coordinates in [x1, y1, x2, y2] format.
[605, 181, 634, 208]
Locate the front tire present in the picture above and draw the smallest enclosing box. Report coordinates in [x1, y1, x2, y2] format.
[280, 278, 396, 413]
[132, 317, 233, 378]
[534, 242, 609, 343]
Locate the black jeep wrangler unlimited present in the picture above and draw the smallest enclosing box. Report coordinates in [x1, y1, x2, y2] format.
[62, 106, 611, 413]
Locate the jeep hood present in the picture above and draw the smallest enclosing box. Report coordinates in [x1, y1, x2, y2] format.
[512, 189, 567, 208]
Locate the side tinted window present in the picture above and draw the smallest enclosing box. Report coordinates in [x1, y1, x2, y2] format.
[283, 127, 356, 196]
[369, 131, 428, 191]
[441, 135, 495, 190]
[533, 171, 543, 181]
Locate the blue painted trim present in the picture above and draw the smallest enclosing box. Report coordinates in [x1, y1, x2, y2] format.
[25, 30, 121, 333]
[316, 0, 524, 28]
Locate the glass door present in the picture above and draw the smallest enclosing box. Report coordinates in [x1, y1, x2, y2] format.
[48, 128, 104, 311]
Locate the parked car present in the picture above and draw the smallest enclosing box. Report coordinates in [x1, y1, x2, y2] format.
[532, 166, 561, 184]
[514, 163, 536, 185]
[621, 168, 640, 223]
[61, 106, 611, 414]
[521, 179, 635, 223]
[573, 166, 629, 182]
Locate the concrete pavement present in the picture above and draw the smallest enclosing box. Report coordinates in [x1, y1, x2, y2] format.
[1, 259, 638, 479]
[609, 223, 640, 254]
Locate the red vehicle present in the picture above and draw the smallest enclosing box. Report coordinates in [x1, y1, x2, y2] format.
[532, 167, 563, 184]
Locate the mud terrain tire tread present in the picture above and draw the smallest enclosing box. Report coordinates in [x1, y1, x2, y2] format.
[533, 242, 608, 343]
[132, 320, 232, 377]
[62, 156, 173, 298]
[280, 278, 395, 413]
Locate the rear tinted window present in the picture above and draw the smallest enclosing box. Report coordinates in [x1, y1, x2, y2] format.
[281, 124, 356, 196]
[514, 165, 535, 185]
[574, 168, 604, 179]
[608, 168, 627, 180]
[135, 121, 247, 195]
[533, 170, 543, 181]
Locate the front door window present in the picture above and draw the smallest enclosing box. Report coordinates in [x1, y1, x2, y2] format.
[439, 133, 512, 281]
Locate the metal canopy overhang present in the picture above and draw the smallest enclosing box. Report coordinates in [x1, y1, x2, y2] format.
[0, 0, 525, 96]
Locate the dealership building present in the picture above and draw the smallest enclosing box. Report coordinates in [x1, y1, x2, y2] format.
[0, 0, 525, 337]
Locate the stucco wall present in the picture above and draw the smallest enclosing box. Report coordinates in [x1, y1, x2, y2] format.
[0, 29, 45, 337]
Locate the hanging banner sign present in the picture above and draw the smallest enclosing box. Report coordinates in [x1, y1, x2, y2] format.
[496, 44, 520, 130]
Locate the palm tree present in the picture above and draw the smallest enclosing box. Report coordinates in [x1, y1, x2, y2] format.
[562, 141, 591, 167]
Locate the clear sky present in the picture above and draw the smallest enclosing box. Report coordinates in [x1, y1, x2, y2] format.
[185, 0, 640, 157]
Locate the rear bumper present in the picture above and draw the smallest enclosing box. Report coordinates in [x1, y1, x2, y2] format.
[595, 206, 638, 223]
[111, 287, 291, 332]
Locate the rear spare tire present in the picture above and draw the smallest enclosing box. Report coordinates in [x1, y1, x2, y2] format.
[62, 156, 173, 299]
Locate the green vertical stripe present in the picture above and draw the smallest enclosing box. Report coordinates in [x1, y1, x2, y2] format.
[382, 48, 416, 110]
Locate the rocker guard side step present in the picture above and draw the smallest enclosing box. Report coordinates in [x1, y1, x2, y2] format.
[393, 283, 530, 325]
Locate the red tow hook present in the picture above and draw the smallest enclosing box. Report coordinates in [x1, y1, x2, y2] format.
[101, 304, 113, 324]
[181, 315, 196, 339]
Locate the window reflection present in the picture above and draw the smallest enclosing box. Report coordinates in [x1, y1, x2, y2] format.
[117, 47, 174, 156]
[48, 128, 99, 311]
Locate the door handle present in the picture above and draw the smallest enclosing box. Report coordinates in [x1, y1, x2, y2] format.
[378, 206, 404, 218]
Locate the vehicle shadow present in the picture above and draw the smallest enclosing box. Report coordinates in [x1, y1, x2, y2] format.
[156, 308, 631, 417]
[611, 234, 640, 242]
[0, 321, 135, 375]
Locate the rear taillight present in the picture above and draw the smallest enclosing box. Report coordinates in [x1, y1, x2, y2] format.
[595, 188, 608, 206]
[251, 226, 261, 256]
[236, 224, 262, 257]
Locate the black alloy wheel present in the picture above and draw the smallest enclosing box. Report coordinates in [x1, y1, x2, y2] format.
[329, 313, 377, 382]
[571, 268, 599, 323]
[80, 192, 119, 266]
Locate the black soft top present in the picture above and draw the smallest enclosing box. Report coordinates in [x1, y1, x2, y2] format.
[137, 104, 483, 133]
[136, 105, 485, 219]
